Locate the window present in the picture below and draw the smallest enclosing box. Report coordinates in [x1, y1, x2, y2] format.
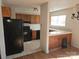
[51, 15, 66, 26]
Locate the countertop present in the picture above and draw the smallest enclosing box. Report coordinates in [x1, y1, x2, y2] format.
[23, 23, 40, 30]
[49, 29, 72, 36]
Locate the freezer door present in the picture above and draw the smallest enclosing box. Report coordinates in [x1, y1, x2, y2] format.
[3, 19, 24, 56]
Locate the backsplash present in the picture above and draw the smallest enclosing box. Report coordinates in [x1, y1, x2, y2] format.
[30, 24, 40, 30]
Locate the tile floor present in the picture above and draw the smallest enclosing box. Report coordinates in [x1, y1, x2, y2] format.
[15, 47, 79, 59]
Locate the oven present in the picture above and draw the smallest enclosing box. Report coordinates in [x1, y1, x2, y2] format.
[23, 22, 32, 42]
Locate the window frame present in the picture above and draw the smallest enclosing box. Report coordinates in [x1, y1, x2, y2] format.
[50, 15, 66, 27]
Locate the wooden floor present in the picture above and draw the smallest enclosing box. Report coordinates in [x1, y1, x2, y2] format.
[14, 47, 79, 59]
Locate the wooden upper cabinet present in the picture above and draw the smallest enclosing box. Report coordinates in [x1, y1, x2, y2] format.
[2, 6, 11, 17]
[25, 15, 31, 22]
[16, 14, 22, 20]
[16, 13, 31, 22]
[31, 15, 40, 24]
[16, 13, 40, 23]
[35, 15, 40, 24]
[21, 14, 26, 21]
[31, 15, 36, 23]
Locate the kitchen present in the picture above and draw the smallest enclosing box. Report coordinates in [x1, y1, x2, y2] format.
[2, 5, 41, 58]
[1, 0, 79, 59]
[48, 13, 72, 50]
[2, 2, 73, 59]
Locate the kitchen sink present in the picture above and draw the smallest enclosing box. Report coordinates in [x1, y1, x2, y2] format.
[49, 30, 56, 32]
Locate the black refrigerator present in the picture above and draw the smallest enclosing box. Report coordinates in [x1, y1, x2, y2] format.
[3, 17, 24, 56]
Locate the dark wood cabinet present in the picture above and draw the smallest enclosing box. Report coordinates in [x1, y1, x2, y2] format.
[32, 30, 36, 40]
[16, 13, 40, 23]
[49, 34, 72, 49]
[16, 14, 23, 21]
[32, 30, 40, 40]
[16, 14, 31, 21]
[2, 6, 11, 17]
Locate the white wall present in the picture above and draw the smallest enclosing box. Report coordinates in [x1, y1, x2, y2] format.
[50, 8, 73, 31]
[10, 6, 40, 19]
[40, 2, 49, 53]
[71, 7, 79, 48]
[49, 7, 79, 48]
[0, 0, 6, 59]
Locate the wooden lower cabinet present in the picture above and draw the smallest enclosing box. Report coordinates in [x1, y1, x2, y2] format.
[49, 34, 72, 49]
[32, 31, 36, 40]
[49, 36, 60, 49]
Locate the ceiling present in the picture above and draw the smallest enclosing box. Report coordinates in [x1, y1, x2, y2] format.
[3, 0, 79, 12]
[48, 0, 79, 12]
[3, 0, 48, 7]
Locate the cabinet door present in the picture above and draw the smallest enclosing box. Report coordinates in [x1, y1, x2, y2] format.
[66, 34, 72, 47]
[49, 36, 59, 49]
[35, 15, 40, 24]
[49, 36, 54, 49]
[16, 14, 22, 20]
[49, 36, 61, 49]
[25, 15, 31, 22]
[31, 15, 40, 24]
[54, 36, 60, 48]
[2, 6, 11, 17]
[16, 14, 31, 22]
[31, 15, 35, 23]
[21, 14, 27, 21]
[32, 31, 36, 40]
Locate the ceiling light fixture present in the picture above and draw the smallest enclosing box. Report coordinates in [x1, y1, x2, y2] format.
[33, 8, 38, 11]
[71, 4, 79, 20]
[71, 12, 79, 20]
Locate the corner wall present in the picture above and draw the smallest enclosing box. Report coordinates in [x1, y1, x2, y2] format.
[40, 2, 49, 53]
[0, 0, 6, 59]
